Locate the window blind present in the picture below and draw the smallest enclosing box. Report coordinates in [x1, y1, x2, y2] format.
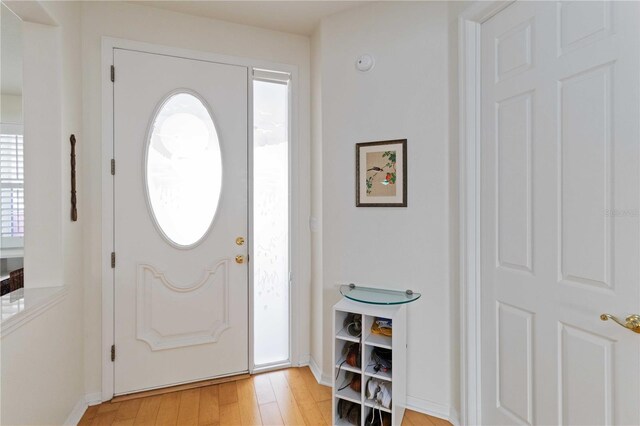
[0, 132, 24, 238]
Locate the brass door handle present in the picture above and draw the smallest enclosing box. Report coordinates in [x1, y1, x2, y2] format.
[235, 255, 245, 264]
[600, 313, 640, 334]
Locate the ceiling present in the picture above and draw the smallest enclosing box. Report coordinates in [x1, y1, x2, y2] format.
[133, 1, 365, 36]
[1, 3, 23, 95]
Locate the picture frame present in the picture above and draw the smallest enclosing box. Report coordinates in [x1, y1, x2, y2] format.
[356, 139, 407, 207]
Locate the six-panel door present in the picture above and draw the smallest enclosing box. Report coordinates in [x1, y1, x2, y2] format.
[481, 2, 639, 424]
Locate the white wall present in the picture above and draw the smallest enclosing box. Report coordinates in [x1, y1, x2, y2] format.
[312, 1, 456, 418]
[0, 94, 22, 124]
[80, 0, 311, 398]
[0, 1, 85, 424]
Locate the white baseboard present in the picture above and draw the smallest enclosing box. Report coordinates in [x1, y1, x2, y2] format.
[296, 353, 310, 366]
[406, 396, 458, 425]
[449, 408, 461, 426]
[308, 356, 331, 386]
[85, 392, 103, 406]
[63, 397, 88, 426]
[64, 393, 104, 425]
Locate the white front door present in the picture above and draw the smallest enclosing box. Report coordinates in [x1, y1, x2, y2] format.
[113, 49, 248, 395]
[481, 1, 639, 425]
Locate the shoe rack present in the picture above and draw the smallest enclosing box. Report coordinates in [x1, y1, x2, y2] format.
[332, 298, 407, 426]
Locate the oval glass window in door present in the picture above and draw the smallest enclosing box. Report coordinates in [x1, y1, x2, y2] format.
[145, 92, 222, 247]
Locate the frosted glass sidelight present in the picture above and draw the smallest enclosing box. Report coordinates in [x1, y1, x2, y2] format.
[253, 80, 290, 366]
[145, 92, 222, 247]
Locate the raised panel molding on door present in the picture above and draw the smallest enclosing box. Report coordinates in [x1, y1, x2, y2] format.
[496, 91, 534, 273]
[558, 63, 613, 290]
[496, 302, 534, 425]
[476, 1, 640, 425]
[495, 18, 534, 82]
[136, 261, 230, 351]
[558, 323, 613, 426]
[558, 1, 613, 56]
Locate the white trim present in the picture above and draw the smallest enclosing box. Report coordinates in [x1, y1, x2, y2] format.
[406, 396, 457, 426]
[449, 408, 461, 426]
[63, 397, 87, 426]
[85, 392, 103, 406]
[296, 352, 310, 366]
[458, 2, 514, 426]
[288, 65, 303, 372]
[101, 37, 114, 402]
[308, 356, 331, 387]
[101, 36, 304, 402]
[247, 62, 256, 374]
[252, 361, 292, 375]
[0, 287, 67, 337]
[253, 68, 291, 83]
[63, 393, 104, 426]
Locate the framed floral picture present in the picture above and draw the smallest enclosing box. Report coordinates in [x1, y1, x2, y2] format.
[356, 139, 407, 207]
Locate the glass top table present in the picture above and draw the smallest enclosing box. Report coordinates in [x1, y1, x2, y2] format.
[339, 284, 421, 305]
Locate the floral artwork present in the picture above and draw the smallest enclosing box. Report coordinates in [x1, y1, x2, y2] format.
[365, 151, 397, 196]
[356, 140, 407, 207]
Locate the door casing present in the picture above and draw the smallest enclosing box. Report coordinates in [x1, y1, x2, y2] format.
[100, 37, 302, 401]
[458, 2, 517, 425]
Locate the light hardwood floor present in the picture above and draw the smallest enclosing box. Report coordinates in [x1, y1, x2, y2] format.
[79, 367, 452, 426]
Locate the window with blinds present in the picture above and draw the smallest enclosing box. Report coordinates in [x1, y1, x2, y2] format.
[0, 130, 24, 242]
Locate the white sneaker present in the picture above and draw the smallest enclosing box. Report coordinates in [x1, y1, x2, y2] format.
[377, 383, 392, 409]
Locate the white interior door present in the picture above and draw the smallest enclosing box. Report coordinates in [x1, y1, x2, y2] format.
[113, 49, 248, 395]
[480, 1, 639, 425]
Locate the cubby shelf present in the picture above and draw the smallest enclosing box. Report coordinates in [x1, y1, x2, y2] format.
[364, 333, 392, 349]
[364, 365, 392, 381]
[336, 386, 361, 404]
[364, 401, 392, 413]
[335, 360, 361, 375]
[336, 327, 361, 343]
[332, 298, 407, 426]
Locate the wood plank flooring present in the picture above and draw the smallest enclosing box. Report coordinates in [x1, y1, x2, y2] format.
[78, 367, 452, 426]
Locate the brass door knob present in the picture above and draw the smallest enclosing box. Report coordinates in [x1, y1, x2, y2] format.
[600, 313, 640, 334]
[236, 237, 245, 246]
[235, 255, 245, 264]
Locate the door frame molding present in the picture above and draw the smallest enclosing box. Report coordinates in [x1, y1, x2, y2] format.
[457, 2, 515, 425]
[101, 37, 303, 401]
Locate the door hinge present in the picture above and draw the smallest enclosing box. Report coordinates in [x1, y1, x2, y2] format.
[111, 252, 116, 268]
[110, 65, 115, 82]
[111, 159, 115, 175]
[111, 344, 115, 362]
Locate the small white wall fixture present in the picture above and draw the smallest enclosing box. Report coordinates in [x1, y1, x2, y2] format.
[458, 2, 514, 425]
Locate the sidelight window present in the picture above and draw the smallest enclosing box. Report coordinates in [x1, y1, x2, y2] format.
[253, 71, 291, 367]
